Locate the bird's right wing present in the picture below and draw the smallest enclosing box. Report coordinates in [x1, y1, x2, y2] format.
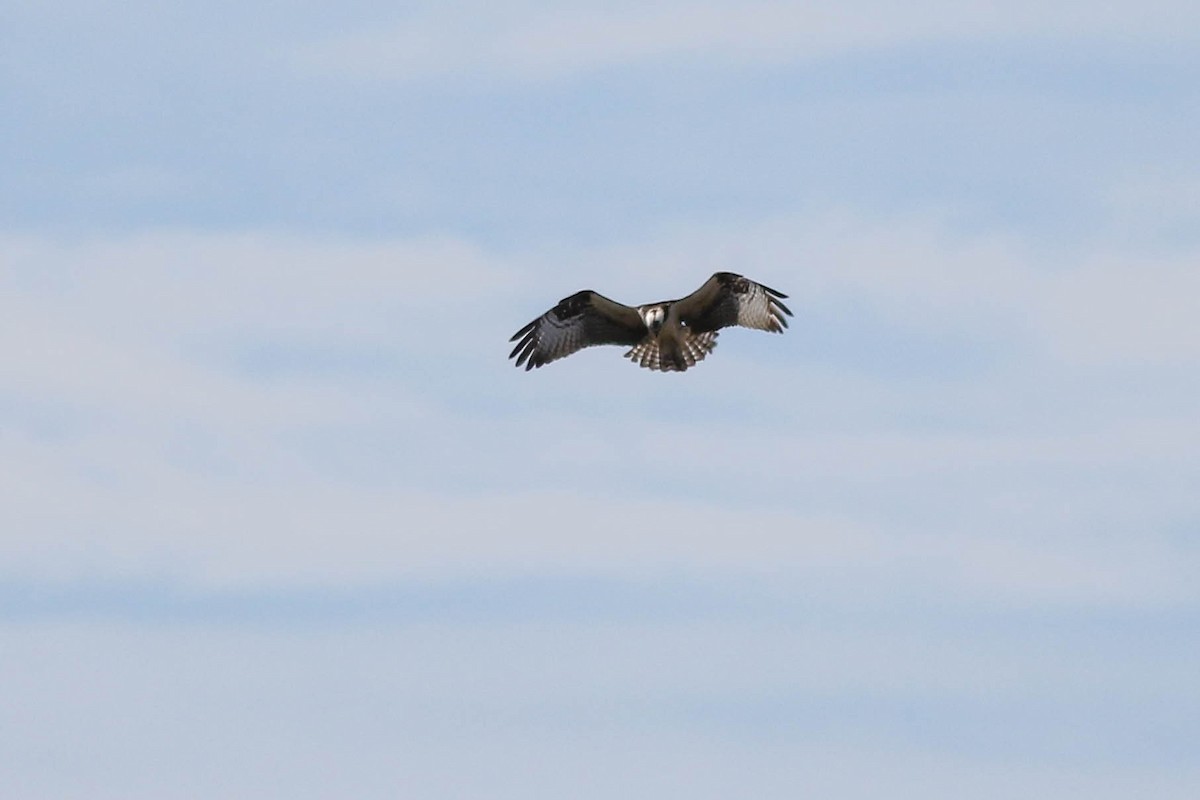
[509, 291, 646, 370]
[673, 272, 792, 334]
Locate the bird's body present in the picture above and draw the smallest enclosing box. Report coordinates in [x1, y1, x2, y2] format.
[509, 272, 791, 372]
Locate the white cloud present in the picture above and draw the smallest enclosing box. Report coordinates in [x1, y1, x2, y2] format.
[5, 404, 1194, 605]
[1, 220, 1196, 606]
[293, 0, 1200, 83]
[555, 208, 1200, 368]
[1034, 251, 1200, 366]
[5, 230, 513, 339]
[2, 231, 515, 425]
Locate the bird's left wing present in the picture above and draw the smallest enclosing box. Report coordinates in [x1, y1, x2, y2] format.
[672, 272, 792, 334]
[509, 290, 646, 370]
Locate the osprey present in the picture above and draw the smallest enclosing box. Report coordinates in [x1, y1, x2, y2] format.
[509, 272, 792, 372]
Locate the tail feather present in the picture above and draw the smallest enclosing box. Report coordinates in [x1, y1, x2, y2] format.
[624, 331, 718, 372]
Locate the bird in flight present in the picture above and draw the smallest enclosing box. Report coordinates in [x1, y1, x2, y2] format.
[509, 272, 791, 372]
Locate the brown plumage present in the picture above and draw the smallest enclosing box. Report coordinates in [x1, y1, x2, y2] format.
[509, 272, 792, 372]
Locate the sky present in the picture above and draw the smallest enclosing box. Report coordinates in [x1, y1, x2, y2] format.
[2, 1, 1199, 797]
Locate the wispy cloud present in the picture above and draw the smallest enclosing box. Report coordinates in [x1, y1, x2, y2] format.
[3, 217, 1196, 605]
[294, 0, 1200, 83]
[4, 4, 1199, 793]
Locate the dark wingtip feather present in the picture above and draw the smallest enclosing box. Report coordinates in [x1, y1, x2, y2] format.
[511, 334, 536, 366]
[509, 320, 536, 342]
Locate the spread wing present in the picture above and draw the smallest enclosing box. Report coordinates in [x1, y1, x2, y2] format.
[509, 290, 646, 370]
[672, 272, 792, 334]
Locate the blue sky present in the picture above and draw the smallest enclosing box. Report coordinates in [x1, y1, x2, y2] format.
[3, 1, 1199, 797]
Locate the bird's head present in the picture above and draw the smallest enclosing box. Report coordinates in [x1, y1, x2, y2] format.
[641, 305, 667, 334]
